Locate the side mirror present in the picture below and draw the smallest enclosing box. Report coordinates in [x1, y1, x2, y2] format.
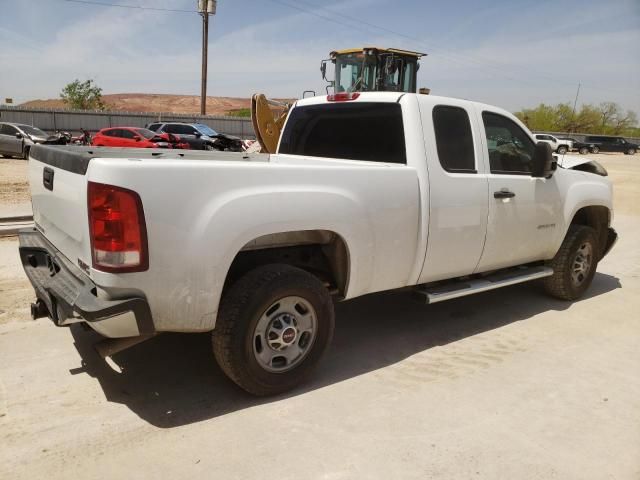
[15, 132, 23, 139]
[531, 142, 555, 178]
[134, 136, 141, 141]
[320, 60, 327, 80]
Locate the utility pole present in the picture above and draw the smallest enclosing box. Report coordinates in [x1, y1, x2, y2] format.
[570, 82, 581, 133]
[198, 0, 217, 115]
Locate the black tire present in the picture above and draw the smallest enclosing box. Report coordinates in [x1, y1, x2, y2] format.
[557, 146, 568, 155]
[579, 147, 589, 155]
[543, 225, 599, 301]
[591, 146, 600, 154]
[627, 148, 636, 155]
[212, 264, 335, 396]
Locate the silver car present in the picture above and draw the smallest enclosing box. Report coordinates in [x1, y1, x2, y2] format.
[0, 122, 49, 159]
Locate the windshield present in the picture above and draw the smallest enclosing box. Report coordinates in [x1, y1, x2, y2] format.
[335, 53, 377, 93]
[135, 128, 159, 139]
[19, 125, 47, 137]
[194, 124, 218, 136]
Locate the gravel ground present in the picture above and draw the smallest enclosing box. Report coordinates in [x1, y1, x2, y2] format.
[0, 152, 638, 479]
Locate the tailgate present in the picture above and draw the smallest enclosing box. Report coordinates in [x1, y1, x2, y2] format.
[29, 145, 92, 271]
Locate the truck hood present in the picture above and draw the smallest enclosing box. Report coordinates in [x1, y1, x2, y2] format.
[556, 154, 607, 176]
[556, 154, 592, 169]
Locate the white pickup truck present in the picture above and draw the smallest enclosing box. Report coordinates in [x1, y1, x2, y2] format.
[19, 92, 617, 395]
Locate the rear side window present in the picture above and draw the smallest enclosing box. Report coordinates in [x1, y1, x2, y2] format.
[1, 124, 18, 135]
[432, 105, 476, 173]
[120, 129, 136, 139]
[279, 102, 406, 164]
[166, 124, 196, 135]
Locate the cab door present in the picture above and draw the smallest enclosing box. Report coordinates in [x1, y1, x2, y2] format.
[417, 101, 489, 283]
[474, 109, 563, 272]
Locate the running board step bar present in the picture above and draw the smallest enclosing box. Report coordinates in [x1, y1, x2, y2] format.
[415, 266, 554, 304]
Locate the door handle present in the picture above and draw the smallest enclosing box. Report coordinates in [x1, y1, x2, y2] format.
[494, 190, 515, 199]
[43, 167, 54, 191]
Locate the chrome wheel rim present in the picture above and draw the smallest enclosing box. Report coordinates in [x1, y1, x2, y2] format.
[571, 242, 593, 287]
[252, 296, 317, 373]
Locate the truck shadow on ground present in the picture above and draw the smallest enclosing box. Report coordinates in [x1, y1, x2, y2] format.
[69, 272, 620, 428]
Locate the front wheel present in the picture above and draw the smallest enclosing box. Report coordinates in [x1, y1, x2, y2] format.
[627, 148, 636, 155]
[212, 264, 335, 396]
[543, 225, 599, 301]
[591, 146, 600, 154]
[579, 147, 589, 154]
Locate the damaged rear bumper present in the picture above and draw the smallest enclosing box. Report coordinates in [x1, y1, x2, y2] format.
[18, 228, 155, 338]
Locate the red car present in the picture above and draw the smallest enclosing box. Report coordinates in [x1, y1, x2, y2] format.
[92, 127, 188, 149]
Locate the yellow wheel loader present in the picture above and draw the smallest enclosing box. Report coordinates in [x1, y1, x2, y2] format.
[251, 47, 427, 153]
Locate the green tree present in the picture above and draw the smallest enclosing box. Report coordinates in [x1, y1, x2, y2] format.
[60, 79, 105, 110]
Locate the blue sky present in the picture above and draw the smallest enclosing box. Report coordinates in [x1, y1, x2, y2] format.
[0, 0, 638, 114]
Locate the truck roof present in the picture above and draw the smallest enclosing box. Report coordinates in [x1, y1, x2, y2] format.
[295, 92, 482, 109]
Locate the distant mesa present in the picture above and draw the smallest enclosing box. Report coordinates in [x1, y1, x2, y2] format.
[18, 93, 293, 116]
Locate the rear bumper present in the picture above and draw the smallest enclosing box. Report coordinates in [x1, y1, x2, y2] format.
[18, 228, 155, 338]
[602, 227, 618, 258]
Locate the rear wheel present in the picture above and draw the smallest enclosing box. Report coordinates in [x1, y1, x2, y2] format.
[557, 146, 568, 155]
[543, 225, 598, 301]
[212, 264, 335, 396]
[579, 147, 589, 154]
[591, 146, 600, 154]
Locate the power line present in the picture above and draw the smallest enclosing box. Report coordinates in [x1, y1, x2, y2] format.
[263, 0, 545, 88]
[268, 0, 636, 98]
[63, 0, 196, 13]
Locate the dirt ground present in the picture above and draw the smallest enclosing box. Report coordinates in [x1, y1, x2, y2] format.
[0, 153, 638, 479]
[0, 158, 29, 205]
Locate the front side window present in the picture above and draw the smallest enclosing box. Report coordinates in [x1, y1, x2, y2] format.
[279, 102, 406, 164]
[194, 124, 218, 136]
[135, 128, 157, 139]
[482, 112, 535, 174]
[18, 125, 46, 137]
[433, 105, 475, 173]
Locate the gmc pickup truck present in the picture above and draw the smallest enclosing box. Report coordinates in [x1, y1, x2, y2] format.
[19, 92, 617, 396]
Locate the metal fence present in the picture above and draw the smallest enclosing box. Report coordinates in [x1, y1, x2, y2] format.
[0, 106, 255, 138]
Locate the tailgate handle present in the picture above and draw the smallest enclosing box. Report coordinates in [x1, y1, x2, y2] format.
[43, 167, 54, 191]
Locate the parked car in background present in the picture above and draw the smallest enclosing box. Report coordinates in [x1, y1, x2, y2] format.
[0, 122, 49, 159]
[573, 135, 638, 155]
[556, 137, 575, 151]
[533, 133, 571, 154]
[146, 122, 244, 151]
[92, 127, 179, 149]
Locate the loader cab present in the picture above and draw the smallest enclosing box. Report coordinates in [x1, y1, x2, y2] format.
[322, 47, 425, 94]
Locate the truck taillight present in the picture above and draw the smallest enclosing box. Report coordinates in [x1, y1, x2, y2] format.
[327, 92, 360, 102]
[88, 182, 148, 272]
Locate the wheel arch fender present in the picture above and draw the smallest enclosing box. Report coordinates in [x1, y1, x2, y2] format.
[189, 186, 373, 330]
